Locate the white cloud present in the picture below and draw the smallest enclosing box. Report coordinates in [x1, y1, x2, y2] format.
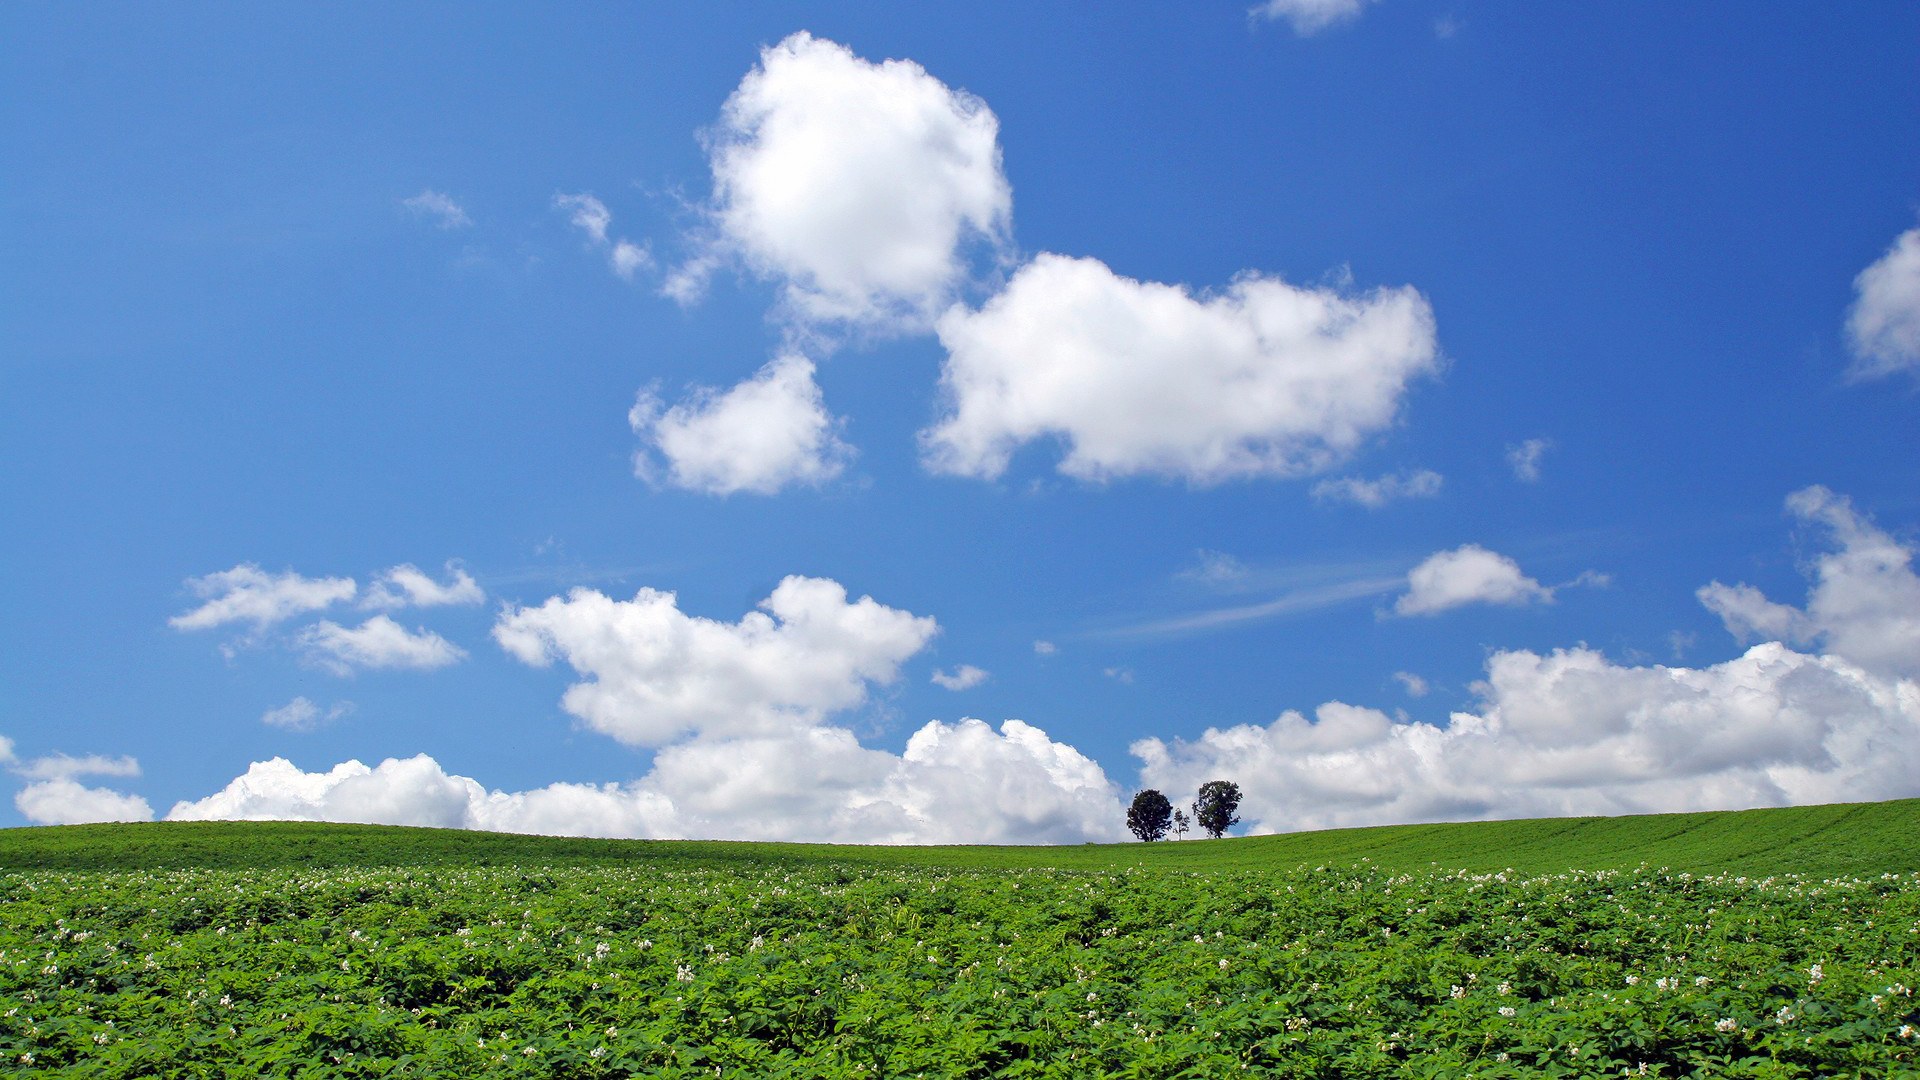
[1252, 0, 1378, 35]
[17, 779, 154, 825]
[1393, 671, 1429, 697]
[1104, 667, 1136, 685]
[1311, 469, 1443, 508]
[1141, 488, 1920, 833]
[1506, 438, 1551, 482]
[554, 192, 612, 245]
[11, 753, 140, 782]
[1699, 485, 1920, 681]
[1178, 549, 1251, 586]
[297, 616, 466, 676]
[1393, 544, 1554, 616]
[610, 239, 652, 281]
[493, 575, 939, 747]
[170, 564, 356, 632]
[921, 254, 1438, 484]
[401, 189, 472, 229]
[1846, 222, 1920, 380]
[629, 353, 854, 495]
[261, 697, 354, 733]
[168, 717, 1125, 844]
[555, 192, 652, 280]
[5, 744, 153, 824]
[1033, 640, 1057, 656]
[930, 664, 989, 691]
[364, 562, 484, 609]
[1136, 641, 1920, 834]
[673, 31, 1012, 331]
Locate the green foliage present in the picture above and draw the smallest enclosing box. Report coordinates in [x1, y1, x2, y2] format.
[3, 800, 1920, 878]
[1, 861, 1916, 1077]
[1127, 790, 1173, 842]
[1194, 780, 1242, 840]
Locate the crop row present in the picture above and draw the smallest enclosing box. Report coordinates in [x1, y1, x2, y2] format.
[2, 862, 1917, 1077]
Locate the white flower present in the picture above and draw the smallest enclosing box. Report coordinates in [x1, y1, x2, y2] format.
[1498, 1006, 1516, 1018]
[1715, 1018, 1738, 1033]
[1450, 985, 1466, 999]
[676, 964, 695, 982]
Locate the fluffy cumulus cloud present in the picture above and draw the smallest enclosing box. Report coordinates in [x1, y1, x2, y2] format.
[672, 32, 1011, 330]
[169, 717, 1124, 844]
[170, 564, 356, 632]
[1311, 469, 1443, 508]
[363, 562, 484, 609]
[1140, 488, 1920, 832]
[1846, 221, 1920, 380]
[1699, 486, 1920, 681]
[922, 254, 1438, 484]
[1135, 642, 1920, 834]
[630, 353, 854, 495]
[1393, 544, 1554, 616]
[493, 576, 939, 746]
[1252, 0, 1378, 35]
[297, 616, 466, 676]
[8, 749, 152, 825]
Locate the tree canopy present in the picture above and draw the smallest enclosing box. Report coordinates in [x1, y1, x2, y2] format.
[1194, 780, 1242, 839]
[1126, 789, 1173, 842]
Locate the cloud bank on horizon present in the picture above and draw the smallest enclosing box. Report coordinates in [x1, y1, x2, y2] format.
[6, 13, 1916, 842]
[22, 486, 1920, 841]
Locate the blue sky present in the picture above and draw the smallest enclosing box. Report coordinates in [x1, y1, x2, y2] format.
[4, 2, 1917, 841]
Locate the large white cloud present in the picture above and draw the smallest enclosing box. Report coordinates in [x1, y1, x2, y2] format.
[170, 564, 356, 632]
[921, 254, 1438, 484]
[297, 616, 466, 676]
[1393, 544, 1554, 616]
[1700, 485, 1920, 681]
[629, 353, 854, 495]
[9, 749, 152, 825]
[167, 717, 1125, 844]
[17, 779, 154, 825]
[670, 31, 1011, 330]
[493, 575, 939, 746]
[1136, 642, 1920, 834]
[1846, 221, 1920, 380]
[1142, 490, 1920, 832]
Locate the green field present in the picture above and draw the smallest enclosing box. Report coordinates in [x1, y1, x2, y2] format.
[3, 802, 1918, 1077]
[6, 797, 1919, 877]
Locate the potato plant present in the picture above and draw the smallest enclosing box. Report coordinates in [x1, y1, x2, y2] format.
[2, 863, 1916, 1077]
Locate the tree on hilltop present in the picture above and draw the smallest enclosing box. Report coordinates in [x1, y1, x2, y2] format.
[1126, 789, 1174, 842]
[1194, 780, 1242, 839]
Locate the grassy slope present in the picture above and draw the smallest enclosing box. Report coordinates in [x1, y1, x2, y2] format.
[2, 798, 1915, 877]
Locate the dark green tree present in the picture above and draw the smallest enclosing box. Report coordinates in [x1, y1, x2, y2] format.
[1193, 780, 1242, 839]
[1171, 808, 1190, 840]
[1126, 789, 1174, 842]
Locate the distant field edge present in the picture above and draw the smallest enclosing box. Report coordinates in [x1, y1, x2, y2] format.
[2, 798, 1916, 877]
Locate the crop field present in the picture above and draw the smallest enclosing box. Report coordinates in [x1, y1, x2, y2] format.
[2, 803, 1918, 1078]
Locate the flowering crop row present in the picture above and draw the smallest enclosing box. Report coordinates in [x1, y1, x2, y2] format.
[2, 862, 1916, 1077]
